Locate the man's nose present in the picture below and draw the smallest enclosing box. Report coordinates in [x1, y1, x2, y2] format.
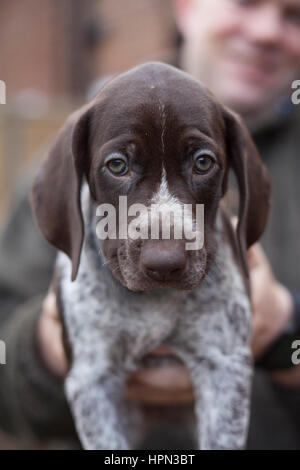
[140, 240, 187, 282]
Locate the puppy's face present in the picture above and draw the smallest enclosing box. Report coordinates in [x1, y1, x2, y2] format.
[86, 80, 227, 291]
[31, 63, 271, 290]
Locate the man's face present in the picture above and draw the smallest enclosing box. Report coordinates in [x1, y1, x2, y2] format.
[174, 0, 300, 116]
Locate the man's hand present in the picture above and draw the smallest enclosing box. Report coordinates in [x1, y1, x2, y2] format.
[126, 349, 194, 404]
[38, 291, 69, 379]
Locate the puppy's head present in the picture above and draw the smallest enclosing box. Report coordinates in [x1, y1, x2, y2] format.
[31, 62, 271, 291]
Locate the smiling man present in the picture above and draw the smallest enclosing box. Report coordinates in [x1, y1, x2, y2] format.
[175, 0, 300, 117]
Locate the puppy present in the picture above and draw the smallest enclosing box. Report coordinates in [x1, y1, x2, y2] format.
[31, 62, 271, 450]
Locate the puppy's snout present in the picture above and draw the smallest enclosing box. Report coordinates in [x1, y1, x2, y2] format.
[140, 241, 187, 282]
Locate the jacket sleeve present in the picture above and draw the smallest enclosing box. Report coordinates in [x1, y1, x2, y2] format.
[256, 291, 300, 371]
[291, 292, 300, 331]
[0, 189, 75, 442]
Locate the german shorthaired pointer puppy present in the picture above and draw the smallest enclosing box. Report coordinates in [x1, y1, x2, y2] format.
[31, 62, 271, 450]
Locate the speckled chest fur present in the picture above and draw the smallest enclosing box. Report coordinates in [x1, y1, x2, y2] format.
[58, 186, 253, 450]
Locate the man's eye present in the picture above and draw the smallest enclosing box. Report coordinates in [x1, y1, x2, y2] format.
[193, 151, 215, 174]
[106, 157, 128, 176]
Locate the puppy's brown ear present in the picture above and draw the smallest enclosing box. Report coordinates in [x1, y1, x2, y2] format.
[30, 106, 91, 281]
[222, 108, 271, 276]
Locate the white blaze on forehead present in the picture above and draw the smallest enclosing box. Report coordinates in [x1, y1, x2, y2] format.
[149, 165, 184, 239]
[159, 101, 167, 154]
[126, 164, 204, 249]
[151, 165, 179, 206]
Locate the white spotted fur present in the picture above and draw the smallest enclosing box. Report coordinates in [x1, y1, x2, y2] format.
[59, 186, 253, 450]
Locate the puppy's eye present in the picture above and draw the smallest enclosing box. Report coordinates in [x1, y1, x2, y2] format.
[193, 150, 215, 174]
[106, 156, 128, 176]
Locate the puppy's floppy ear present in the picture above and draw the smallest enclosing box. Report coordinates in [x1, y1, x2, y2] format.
[30, 105, 91, 281]
[222, 107, 271, 276]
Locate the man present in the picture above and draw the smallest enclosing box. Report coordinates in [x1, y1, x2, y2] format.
[0, 0, 300, 449]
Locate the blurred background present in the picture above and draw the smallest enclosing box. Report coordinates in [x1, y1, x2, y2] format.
[0, 0, 177, 228]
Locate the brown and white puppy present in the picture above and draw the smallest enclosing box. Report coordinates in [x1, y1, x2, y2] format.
[31, 62, 271, 450]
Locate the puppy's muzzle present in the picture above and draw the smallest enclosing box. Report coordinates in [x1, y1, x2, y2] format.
[140, 240, 187, 282]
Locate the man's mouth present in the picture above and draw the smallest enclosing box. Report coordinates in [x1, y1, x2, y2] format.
[224, 45, 281, 84]
[230, 59, 276, 84]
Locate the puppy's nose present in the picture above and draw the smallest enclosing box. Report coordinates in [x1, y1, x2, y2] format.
[140, 241, 187, 282]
